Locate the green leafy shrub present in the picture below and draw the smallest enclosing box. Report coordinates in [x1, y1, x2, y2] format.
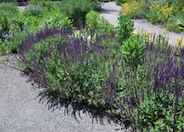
[121, 35, 145, 69]
[23, 16, 43, 33]
[145, 1, 184, 32]
[0, 13, 11, 36]
[121, 0, 146, 18]
[166, 16, 184, 33]
[146, 4, 161, 24]
[137, 92, 184, 131]
[0, 3, 24, 54]
[0, 39, 9, 55]
[116, 0, 126, 5]
[10, 31, 28, 53]
[60, 0, 93, 26]
[28, 0, 61, 12]
[23, 4, 44, 17]
[44, 11, 73, 29]
[0, 0, 16, 2]
[0, 0, 73, 55]
[0, 3, 18, 17]
[0, 3, 19, 34]
[118, 38, 184, 131]
[157, 4, 174, 24]
[89, 0, 101, 11]
[117, 16, 134, 43]
[86, 11, 115, 34]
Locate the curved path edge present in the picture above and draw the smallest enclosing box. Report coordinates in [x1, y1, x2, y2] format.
[100, 2, 184, 45]
[0, 56, 127, 132]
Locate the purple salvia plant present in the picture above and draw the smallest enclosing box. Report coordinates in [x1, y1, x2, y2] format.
[173, 67, 179, 132]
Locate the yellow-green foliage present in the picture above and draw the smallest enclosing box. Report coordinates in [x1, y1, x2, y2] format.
[86, 11, 115, 34]
[158, 4, 174, 24]
[121, 1, 144, 18]
[147, 3, 174, 24]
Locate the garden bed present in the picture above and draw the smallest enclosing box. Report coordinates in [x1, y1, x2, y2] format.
[0, 0, 184, 131]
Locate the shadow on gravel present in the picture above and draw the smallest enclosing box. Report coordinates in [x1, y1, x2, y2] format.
[18, 59, 131, 131]
[33, 89, 131, 130]
[99, 8, 119, 14]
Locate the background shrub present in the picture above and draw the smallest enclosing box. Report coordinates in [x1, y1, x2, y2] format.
[121, 0, 184, 33]
[117, 16, 134, 43]
[0, 3, 19, 35]
[0, 0, 16, 3]
[0, 0, 75, 55]
[44, 11, 73, 30]
[138, 92, 184, 131]
[23, 4, 44, 17]
[116, 0, 126, 5]
[121, 34, 145, 69]
[146, 3, 161, 24]
[85, 11, 115, 34]
[60, 0, 93, 26]
[121, 0, 145, 18]
[0, 39, 8, 55]
[0, 3, 23, 54]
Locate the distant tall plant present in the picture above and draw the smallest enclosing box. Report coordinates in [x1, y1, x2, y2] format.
[117, 16, 134, 43]
[116, 0, 126, 5]
[86, 11, 115, 34]
[61, 0, 93, 26]
[121, 35, 145, 70]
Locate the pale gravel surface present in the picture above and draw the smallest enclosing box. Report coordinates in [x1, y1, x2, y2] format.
[100, 2, 184, 45]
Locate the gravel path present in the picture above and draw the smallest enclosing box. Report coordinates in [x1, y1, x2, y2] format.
[100, 2, 184, 45]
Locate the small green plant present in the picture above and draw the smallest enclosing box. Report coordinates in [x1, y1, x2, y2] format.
[23, 4, 44, 17]
[0, 13, 11, 34]
[10, 31, 28, 53]
[121, 1, 146, 19]
[116, 0, 126, 5]
[137, 92, 184, 132]
[146, 4, 160, 24]
[89, 0, 102, 11]
[23, 16, 42, 33]
[44, 12, 73, 29]
[61, 0, 93, 26]
[40, 0, 60, 12]
[0, 3, 18, 18]
[121, 35, 145, 69]
[0, 3, 19, 35]
[86, 11, 115, 34]
[0, 0, 16, 2]
[117, 16, 134, 43]
[166, 15, 184, 33]
[0, 39, 9, 55]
